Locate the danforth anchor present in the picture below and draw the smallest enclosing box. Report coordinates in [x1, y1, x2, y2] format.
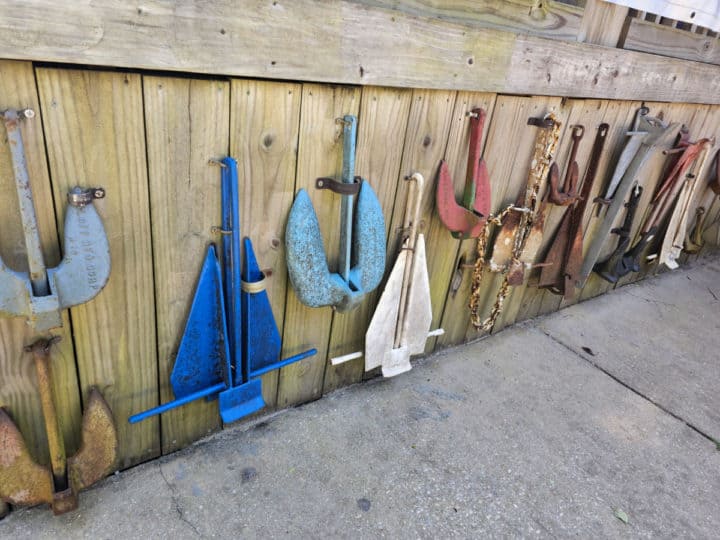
[129, 157, 316, 425]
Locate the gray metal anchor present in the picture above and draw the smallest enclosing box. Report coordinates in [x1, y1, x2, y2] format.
[0, 109, 110, 332]
[285, 115, 386, 312]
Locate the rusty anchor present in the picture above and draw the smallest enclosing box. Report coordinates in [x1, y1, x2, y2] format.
[0, 109, 110, 332]
[436, 108, 492, 238]
[0, 338, 117, 515]
[547, 125, 584, 206]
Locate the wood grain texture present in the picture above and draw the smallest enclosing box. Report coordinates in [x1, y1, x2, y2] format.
[624, 18, 720, 66]
[385, 89, 458, 356]
[277, 84, 361, 408]
[144, 76, 229, 454]
[0, 60, 82, 465]
[323, 86, 412, 391]
[2, 1, 720, 103]
[458, 95, 563, 341]
[364, 0, 583, 39]
[432, 91, 497, 350]
[579, 0, 629, 47]
[231, 79, 302, 409]
[36, 68, 158, 469]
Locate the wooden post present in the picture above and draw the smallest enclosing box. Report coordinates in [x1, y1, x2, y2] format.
[579, 0, 630, 47]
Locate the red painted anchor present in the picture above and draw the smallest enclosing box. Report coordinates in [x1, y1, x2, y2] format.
[436, 108, 492, 238]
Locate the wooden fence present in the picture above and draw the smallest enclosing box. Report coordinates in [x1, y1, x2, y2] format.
[2, 58, 720, 471]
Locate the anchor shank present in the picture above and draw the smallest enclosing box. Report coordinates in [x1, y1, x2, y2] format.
[395, 173, 424, 349]
[463, 109, 484, 209]
[339, 115, 357, 282]
[3, 109, 49, 296]
[28, 339, 67, 491]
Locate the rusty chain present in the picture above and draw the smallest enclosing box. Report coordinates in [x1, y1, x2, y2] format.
[469, 113, 561, 331]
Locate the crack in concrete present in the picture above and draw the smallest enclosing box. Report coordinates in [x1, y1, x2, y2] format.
[534, 326, 718, 447]
[157, 462, 204, 538]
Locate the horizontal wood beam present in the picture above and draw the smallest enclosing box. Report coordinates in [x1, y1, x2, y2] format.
[624, 17, 720, 66]
[1, 0, 720, 104]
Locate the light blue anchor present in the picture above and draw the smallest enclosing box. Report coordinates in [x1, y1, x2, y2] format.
[285, 115, 386, 312]
[0, 108, 110, 332]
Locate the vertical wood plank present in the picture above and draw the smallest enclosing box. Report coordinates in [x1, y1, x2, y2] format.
[37, 68, 158, 469]
[0, 60, 82, 464]
[579, 0, 630, 47]
[460, 95, 563, 342]
[143, 76, 229, 454]
[322, 86, 412, 392]
[277, 84, 360, 408]
[432, 91, 497, 350]
[231, 79, 302, 409]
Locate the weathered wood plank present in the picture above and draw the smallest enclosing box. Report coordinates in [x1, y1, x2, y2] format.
[432, 91, 498, 350]
[143, 76, 228, 454]
[231, 79, 302, 409]
[462, 95, 563, 342]
[0, 60, 82, 465]
[2, 1, 720, 103]
[37, 68, 159, 469]
[276, 84, 360, 408]
[385, 89, 458, 356]
[323, 86, 412, 392]
[624, 17, 720, 66]
[365, 0, 583, 40]
[579, 0, 629, 47]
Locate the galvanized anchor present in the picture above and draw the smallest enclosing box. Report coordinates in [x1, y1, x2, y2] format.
[0, 108, 110, 332]
[330, 173, 443, 377]
[129, 157, 316, 425]
[436, 108, 492, 238]
[0, 337, 117, 515]
[285, 115, 386, 312]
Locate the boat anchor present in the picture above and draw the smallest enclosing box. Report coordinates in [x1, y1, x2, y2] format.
[130, 158, 316, 425]
[0, 108, 110, 332]
[285, 115, 386, 312]
[436, 108, 492, 238]
[0, 338, 117, 515]
[331, 173, 444, 377]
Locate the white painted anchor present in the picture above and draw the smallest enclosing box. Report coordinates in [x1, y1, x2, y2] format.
[331, 173, 443, 377]
[0, 109, 110, 332]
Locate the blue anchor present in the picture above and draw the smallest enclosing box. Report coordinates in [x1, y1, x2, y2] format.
[285, 115, 386, 312]
[129, 157, 316, 425]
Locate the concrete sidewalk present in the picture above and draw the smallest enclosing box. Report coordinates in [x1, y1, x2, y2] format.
[2, 258, 720, 538]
